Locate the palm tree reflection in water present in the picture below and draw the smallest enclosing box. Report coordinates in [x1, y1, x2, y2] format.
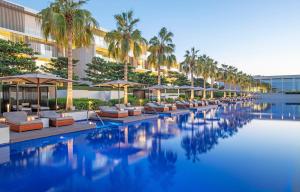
[181, 105, 254, 162]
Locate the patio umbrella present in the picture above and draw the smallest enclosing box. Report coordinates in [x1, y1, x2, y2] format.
[179, 85, 195, 100]
[194, 87, 204, 91]
[179, 85, 195, 90]
[172, 85, 180, 97]
[148, 85, 172, 102]
[220, 89, 234, 98]
[0, 73, 72, 114]
[94, 80, 142, 105]
[206, 88, 218, 99]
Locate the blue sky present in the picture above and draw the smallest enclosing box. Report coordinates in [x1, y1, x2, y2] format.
[12, 0, 300, 75]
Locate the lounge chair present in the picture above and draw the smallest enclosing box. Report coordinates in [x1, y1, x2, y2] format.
[157, 102, 177, 111]
[115, 104, 142, 116]
[166, 104, 177, 111]
[144, 103, 169, 113]
[3, 111, 43, 132]
[12, 104, 32, 112]
[175, 101, 192, 109]
[190, 100, 199, 107]
[31, 104, 50, 111]
[98, 106, 129, 118]
[40, 111, 74, 127]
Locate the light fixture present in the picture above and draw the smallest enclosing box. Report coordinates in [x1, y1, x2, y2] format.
[6, 104, 10, 112]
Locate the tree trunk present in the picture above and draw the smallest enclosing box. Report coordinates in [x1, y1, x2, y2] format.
[210, 78, 214, 99]
[157, 64, 161, 103]
[123, 56, 129, 104]
[229, 84, 232, 97]
[234, 83, 237, 97]
[190, 68, 194, 100]
[203, 78, 206, 99]
[66, 29, 73, 111]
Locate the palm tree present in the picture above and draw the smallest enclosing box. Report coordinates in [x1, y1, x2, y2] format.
[226, 66, 238, 97]
[197, 55, 210, 99]
[39, 0, 98, 110]
[147, 27, 176, 103]
[105, 11, 147, 104]
[208, 60, 218, 99]
[181, 47, 199, 100]
[215, 67, 224, 89]
[220, 64, 230, 98]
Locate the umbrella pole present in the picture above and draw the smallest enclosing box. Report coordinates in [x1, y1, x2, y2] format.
[37, 78, 40, 116]
[55, 84, 58, 110]
[118, 85, 120, 106]
[0, 81, 2, 113]
[16, 83, 19, 111]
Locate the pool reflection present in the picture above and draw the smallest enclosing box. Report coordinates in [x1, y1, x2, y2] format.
[0, 103, 294, 191]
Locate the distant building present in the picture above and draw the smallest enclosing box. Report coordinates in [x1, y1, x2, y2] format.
[0, 0, 179, 79]
[253, 75, 300, 93]
[0, 0, 59, 67]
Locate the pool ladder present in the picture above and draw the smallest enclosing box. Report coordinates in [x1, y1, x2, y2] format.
[87, 110, 105, 126]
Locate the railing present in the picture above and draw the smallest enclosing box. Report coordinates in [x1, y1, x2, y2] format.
[87, 110, 105, 126]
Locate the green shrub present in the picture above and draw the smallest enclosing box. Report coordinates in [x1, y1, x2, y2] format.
[165, 98, 175, 103]
[179, 94, 188, 100]
[214, 91, 224, 98]
[109, 95, 150, 106]
[49, 98, 109, 111]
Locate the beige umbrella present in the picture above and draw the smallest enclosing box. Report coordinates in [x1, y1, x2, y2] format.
[179, 85, 195, 100]
[0, 73, 72, 114]
[148, 85, 172, 102]
[94, 80, 143, 105]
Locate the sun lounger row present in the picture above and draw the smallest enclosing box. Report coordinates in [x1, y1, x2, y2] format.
[3, 111, 74, 132]
[11, 103, 50, 112]
[97, 105, 142, 118]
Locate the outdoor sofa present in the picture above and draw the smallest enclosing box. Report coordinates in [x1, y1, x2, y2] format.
[3, 111, 43, 132]
[31, 104, 50, 111]
[144, 103, 169, 113]
[98, 106, 129, 118]
[115, 104, 142, 116]
[40, 111, 74, 127]
[175, 101, 193, 109]
[155, 102, 177, 111]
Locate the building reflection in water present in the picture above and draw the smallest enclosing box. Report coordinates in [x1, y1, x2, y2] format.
[251, 102, 300, 120]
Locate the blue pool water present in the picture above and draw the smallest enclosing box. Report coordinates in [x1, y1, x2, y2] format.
[0, 102, 300, 192]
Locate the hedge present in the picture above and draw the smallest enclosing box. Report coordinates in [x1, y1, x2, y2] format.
[49, 96, 151, 111]
[49, 98, 109, 111]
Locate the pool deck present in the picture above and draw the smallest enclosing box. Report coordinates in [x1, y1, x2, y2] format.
[91, 114, 159, 123]
[190, 105, 218, 111]
[10, 122, 96, 143]
[160, 109, 190, 116]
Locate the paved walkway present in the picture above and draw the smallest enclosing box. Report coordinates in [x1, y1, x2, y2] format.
[10, 122, 96, 143]
[160, 109, 190, 116]
[91, 114, 159, 123]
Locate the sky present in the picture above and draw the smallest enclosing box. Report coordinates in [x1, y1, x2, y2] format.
[11, 0, 300, 76]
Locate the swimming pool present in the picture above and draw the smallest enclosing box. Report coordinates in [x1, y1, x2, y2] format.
[0, 102, 299, 192]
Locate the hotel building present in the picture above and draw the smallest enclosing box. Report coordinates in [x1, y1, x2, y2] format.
[0, 0, 179, 80]
[254, 75, 300, 93]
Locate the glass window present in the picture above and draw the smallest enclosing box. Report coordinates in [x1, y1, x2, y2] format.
[295, 78, 300, 91]
[271, 78, 282, 93]
[282, 78, 294, 92]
